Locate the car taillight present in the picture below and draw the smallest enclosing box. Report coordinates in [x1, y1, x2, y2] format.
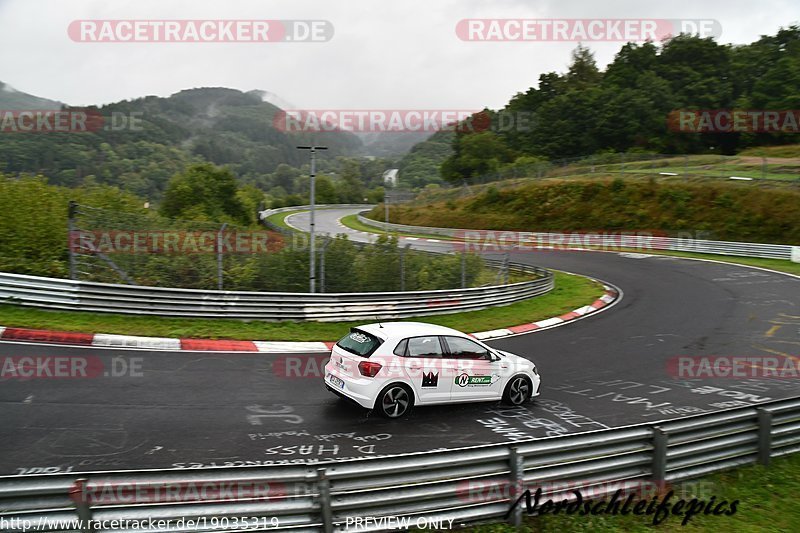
[358, 361, 382, 377]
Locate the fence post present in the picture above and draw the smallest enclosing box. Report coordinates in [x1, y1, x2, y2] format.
[68, 201, 78, 280]
[317, 468, 334, 533]
[319, 238, 330, 293]
[507, 446, 524, 527]
[217, 223, 228, 291]
[652, 426, 667, 485]
[757, 408, 773, 466]
[504, 253, 510, 284]
[461, 252, 467, 289]
[400, 244, 409, 291]
[68, 478, 95, 533]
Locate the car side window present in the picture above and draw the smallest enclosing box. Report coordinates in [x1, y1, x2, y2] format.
[393, 338, 408, 356]
[405, 336, 444, 358]
[443, 336, 492, 361]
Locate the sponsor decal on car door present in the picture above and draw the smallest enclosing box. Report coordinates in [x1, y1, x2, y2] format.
[401, 336, 450, 403]
[444, 336, 505, 400]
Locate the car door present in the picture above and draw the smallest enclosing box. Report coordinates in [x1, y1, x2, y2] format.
[443, 336, 506, 401]
[400, 336, 450, 403]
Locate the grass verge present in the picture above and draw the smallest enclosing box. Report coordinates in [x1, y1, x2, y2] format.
[264, 209, 307, 231]
[0, 272, 602, 341]
[466, 453, 800, 532]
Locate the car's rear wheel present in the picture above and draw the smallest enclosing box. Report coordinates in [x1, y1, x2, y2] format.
[376, 384, 413, 418]
[503, 375, 532, 406]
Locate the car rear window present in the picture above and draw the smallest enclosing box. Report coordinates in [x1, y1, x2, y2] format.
[336, 329, 383, 357]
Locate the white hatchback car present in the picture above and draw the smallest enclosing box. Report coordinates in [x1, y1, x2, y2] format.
[324, 322, 540, 418]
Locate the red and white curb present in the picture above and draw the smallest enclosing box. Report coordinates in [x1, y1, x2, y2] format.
[0, 287, 618, 352]
[471, 285, 619, 340]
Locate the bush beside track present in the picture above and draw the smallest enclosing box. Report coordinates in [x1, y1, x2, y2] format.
[373, 179, 800, 245]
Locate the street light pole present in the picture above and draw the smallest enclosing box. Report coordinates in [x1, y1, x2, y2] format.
[297, 144, 328, 293]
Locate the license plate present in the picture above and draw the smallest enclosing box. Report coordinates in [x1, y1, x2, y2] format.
[328, 374, 345, 390]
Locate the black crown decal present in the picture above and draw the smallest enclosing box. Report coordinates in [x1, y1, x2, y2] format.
[422, 371, 439, 387]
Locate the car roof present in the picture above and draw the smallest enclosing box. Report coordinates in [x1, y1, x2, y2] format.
[355, 321, 469, 341]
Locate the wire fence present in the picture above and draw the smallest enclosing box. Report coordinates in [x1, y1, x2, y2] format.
[67, 203, 509, 293]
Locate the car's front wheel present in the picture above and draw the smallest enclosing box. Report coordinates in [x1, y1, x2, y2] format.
[376, 384, 413, 418]
[503, 375, 532, 406]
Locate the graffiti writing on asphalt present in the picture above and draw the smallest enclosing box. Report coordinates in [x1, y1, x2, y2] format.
[245, 404, 303, 425]
[554, 382, 673, 412]
[265, 445, 342, 456]
[478, 405, 572, 439]
[536, 399, 610, 429]
[172, 456, 391, 469]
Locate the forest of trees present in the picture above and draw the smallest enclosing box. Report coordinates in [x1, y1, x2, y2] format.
[0, 87, 390, 205]
[436, 27, 800, 183]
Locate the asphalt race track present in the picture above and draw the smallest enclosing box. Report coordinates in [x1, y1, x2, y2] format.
[0, 207, 798, 475]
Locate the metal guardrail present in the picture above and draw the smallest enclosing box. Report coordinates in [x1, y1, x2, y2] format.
[357, 214, 800, 262]
[0, 263, 552, 320]
[2, 397, 799, 532]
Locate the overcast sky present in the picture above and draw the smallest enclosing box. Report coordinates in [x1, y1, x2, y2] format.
[0, 0, 797, 110]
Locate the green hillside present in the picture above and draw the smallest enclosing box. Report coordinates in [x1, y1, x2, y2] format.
[0, 85, 364, 200]
[0, 81, 63, 110]
[371, 178, 800, 244]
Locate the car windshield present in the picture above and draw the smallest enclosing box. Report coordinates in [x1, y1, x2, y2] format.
[335, 329, 383, 357]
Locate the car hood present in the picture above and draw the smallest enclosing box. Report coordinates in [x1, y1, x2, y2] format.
[496, 349, 536, 372]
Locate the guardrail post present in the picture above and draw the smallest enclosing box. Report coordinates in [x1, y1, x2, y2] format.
[68, 478, 95, 533]
[791, 246, 800, 264]
[507, 446, 524, 527]
[652, 427, 667, 485]
[757, 408, 773, 466]
[317, 468, 334, 533]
